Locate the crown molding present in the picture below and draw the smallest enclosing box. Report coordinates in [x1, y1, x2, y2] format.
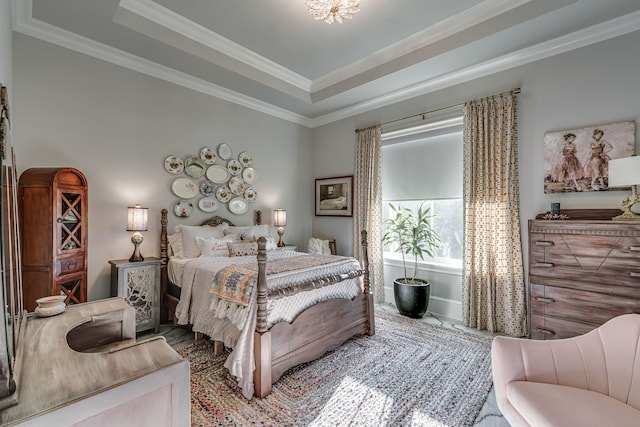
[11, 1, 640, 129]
[310, 10, 640, 128]
[11, 0, 314, 127]
[115, 0, 312, 100]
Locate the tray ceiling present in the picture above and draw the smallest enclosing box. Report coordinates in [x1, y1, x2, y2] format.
[12, 0, 640, 127]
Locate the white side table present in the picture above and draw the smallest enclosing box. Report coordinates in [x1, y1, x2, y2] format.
[276, 245, 297, 251]
[109, 257, 161, 333]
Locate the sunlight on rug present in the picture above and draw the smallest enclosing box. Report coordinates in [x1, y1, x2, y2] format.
[178, 310, 493, 426]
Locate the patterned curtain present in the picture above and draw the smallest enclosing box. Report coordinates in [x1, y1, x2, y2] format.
[354, 126, 384, 302]
[462, 92, 527, 337]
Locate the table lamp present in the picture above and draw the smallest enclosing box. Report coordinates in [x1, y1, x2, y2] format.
[127, 204, 148, 261]
[608, 156, 640, 221]
[274, 208, 287, 247]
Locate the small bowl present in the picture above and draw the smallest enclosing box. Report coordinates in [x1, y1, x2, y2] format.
[36, 295, 66, 308]
[35, 295, 67, 317]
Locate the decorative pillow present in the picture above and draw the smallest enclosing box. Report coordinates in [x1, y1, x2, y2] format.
[227, 241, 259, 257]
[196, 236, 234, 257]
[308, 238, 331, 255]
[176, 223, 229, 258]
[167, 232, 184, 258]
[224, 225, 270, 241]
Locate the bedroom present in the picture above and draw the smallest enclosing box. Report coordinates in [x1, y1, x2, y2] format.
[1, 0, 640, 424]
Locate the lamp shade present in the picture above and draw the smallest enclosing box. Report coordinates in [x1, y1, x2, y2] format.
[127, 205, 148, 231]
[273, 209, 287, 227]
[608, 156, 640, 187]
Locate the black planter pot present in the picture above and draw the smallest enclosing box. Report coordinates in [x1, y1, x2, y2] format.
[393, 278, 431, 318]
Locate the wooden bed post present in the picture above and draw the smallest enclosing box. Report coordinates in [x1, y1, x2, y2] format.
[253, 237, 272, 397]
[160, 209, 169, 324]
[361, 230, 375, 336]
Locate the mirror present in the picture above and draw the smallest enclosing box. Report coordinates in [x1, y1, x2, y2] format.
[0, 83, 26, 406]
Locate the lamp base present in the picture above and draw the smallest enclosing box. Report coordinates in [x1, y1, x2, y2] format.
[129, 233, 144, 262]
[613, 185, 640, 221]
[277, 227, 285, 247]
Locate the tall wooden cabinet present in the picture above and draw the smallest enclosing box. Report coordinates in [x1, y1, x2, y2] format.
[528, 211, 640, 340]
[18, 168, 88, 312]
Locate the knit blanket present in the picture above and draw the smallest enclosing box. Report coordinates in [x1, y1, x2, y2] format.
[210, 254, 345, 306]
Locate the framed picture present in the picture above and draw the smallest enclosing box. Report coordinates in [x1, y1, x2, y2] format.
[315, 175, 353, 217]
[543, 120, 635, 193]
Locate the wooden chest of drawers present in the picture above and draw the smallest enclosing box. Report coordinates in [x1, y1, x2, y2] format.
[528, 217, 640, 340]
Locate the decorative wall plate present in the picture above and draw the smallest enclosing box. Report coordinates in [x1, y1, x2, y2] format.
[218, 143, 232, 160]
[184, 156, 207, 177]
[238, 151, 253, 167]
[206, 165, 230, 183]
[244, 187, 257, 202]
[229, 176, 245, 195]
[229, 197, 248, 215]
[215, 186, 232, 203]
[227, 159, 242, 176]
[164, 155, 184, 174]
[200, 146, 217, 164]
[200, 180, 216, 197]
[171, 177, 199, 199]
[198, 197, 218, 213]
[242, 167, 257, 184]
[174, 200, 194, 217]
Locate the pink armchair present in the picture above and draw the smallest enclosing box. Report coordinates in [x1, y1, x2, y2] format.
[492, 314, 640, 426]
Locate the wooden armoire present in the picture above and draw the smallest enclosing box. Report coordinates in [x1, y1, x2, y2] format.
[18, 168, 88, 312]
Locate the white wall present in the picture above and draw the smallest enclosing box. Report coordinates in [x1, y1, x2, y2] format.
[13, 34, 313, 301]
[312, 30, 640, 321]
[0, 0, 11, 98]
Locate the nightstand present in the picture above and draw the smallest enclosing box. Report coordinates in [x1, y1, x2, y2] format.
[277, 245, 297, 251]
[109, 257, 161, 333]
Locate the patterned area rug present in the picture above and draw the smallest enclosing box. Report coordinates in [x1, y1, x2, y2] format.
[178, 310, 494, 426]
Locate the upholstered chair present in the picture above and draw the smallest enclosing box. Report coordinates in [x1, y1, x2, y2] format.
[492, 313, 640, 426]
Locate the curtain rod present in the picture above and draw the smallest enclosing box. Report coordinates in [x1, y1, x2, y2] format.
[355, 87, 521, 133]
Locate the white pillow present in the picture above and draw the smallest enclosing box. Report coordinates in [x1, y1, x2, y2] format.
[224, 225, 270, 240]
[167, 232, 184, 258]
[196, 236, 234, 257]
[176, 223, 229, 258]
[308, 238, 331, 255]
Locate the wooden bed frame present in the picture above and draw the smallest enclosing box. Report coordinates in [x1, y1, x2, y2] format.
[159, 209, 375, 397]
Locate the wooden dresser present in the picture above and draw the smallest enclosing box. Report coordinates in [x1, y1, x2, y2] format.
[528, 210, 640, 340]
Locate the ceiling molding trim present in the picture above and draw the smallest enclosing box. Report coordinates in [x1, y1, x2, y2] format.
[309, 10, 640, 128]
[117, 0, 312, 92]
[12, 0, 313, 127]
[312, 0, 533, 93]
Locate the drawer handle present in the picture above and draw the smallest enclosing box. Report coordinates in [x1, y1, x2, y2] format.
[630, 272, 640, 278]
[535, 328, 555, 336]
[630, 246, 640, 252]
[66, 260, 78, 270]
[534, 262, 554, 268]
[534, 241, 554, 246]
[535, 297, 555, 303]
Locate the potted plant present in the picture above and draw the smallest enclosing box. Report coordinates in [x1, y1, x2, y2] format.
[382, 203, 442, 318]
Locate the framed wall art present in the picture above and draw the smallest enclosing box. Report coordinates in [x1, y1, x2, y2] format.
[543, 120, 635, 193]
[315, 175, 353, 217]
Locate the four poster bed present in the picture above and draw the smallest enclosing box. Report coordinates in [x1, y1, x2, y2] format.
[159, 209, 375, 398]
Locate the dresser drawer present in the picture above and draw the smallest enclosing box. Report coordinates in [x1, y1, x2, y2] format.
[530, 314, 596, 340]
[530, 283, 639, 325]
[56, 256, 84, 276]
[529, 233, 640, 289]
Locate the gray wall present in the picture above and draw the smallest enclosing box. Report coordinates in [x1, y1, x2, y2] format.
[13, 34, 313, 301]
[0, 0, 11, 99]
[312, 30, 640, 320]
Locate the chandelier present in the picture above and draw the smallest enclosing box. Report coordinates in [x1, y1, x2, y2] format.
[305, 0, 361, 24]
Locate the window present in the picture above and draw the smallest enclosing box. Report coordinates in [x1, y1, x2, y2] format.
[381, 117, 463, 269]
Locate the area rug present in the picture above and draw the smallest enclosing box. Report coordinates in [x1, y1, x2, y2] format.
[178, 310, 494, 426]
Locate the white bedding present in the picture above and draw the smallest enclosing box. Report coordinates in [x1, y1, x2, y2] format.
[171, 250, 362, 399]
